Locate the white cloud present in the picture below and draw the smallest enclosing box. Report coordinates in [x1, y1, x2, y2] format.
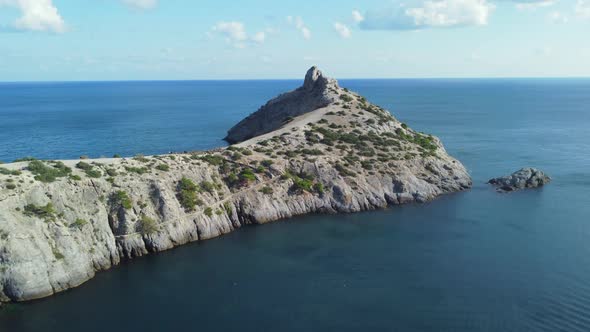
[122, 0, 157, 10]
[0, 0, 65, 33]
[359, 0, 494, 30]
[352, 10, 365, 23]
[406, 0, 492, 27]
[210, 21, 266, 48]
[333, 22, 352, 38]
[287, 16, 311, 39]
[576, 0, 590, 19]
[515, 0, 555, 10]
[252, 31, 266, 43]
[548, 11, 568, 23]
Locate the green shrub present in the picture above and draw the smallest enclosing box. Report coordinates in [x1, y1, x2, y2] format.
[260, 186, 273, 195]
[138, 215, 158, 234]
[0, 167, 21, 176]
[155, 164, 170, 172]
[134, 154, 150, 163]
[293, 177, 313, 192]
[111, 191, 132, 209]
[239, 168, 256, 182]
[106, 168, 118, 176]
[24, 203, 57, 222]
[261, 160, 274, 168]
[28, 160, 71, 183]
[223, 202, 233, 215]
[69, 174, 82, 181]
[6, 183, 16, 190]
[76, 161, 92, 171]
[335, 163, 355, 177]
[177, 177, 202, 211]
[204, 207, 213, 217]
[200, 181, 216, 194]
[313, 183, 324, 194]
[85, 169, 102, 178]
[125, 166, 149, 175]
[225, 173, 239, 187]
[113, 154, 122, 158]
[401, 123, 408, 129]
[361, 160, 373, 170]
[53, 249, 65, 260]
[70, 218, 88, 229]
[199, 154, 225, 166]
[339, 94, 353, 102]
[14, 157, 37, 162]
[285, 171, 316, 193]
[75, 161, 102, 177]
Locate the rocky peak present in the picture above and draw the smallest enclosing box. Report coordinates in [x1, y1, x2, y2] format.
[224, 66, 339, 143]
[304, 66, 327, 90]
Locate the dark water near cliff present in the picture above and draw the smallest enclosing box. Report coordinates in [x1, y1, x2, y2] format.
[1, 78, 590, 331]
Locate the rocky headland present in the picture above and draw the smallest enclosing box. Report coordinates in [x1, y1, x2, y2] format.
[488, 168, 551, 192]
[0, 67, 471, 303]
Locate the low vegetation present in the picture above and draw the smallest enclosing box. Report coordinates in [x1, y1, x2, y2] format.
[0, 167, 21, 176]
[138, 215, 158, 235]
[28, 160, 71, 183]
[70, 218, 88, 229]
[177, 177, 202, 212]
[23, 203, 57, 222]
[155, 164, 170, 172]
[77, 162, 102, 178]
[111, 191, 132, 210]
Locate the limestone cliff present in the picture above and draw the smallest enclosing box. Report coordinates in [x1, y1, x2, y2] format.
[0, 67, 471, 303]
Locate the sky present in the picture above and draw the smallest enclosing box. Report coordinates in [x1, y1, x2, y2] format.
[0, 0, 589, 81]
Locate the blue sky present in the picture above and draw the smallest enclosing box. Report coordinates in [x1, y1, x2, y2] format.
[0, 0, 589, 81]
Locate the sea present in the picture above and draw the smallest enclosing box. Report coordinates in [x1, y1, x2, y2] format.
[0, 78, 589, 331]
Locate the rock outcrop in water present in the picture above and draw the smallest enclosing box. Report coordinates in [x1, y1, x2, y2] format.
[488, 168, 551, 192]
[0, 67, 471, 303]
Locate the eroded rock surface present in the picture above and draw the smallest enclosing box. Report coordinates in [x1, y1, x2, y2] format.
[0, 67, 471, 302]
[488, 168, 551, 192]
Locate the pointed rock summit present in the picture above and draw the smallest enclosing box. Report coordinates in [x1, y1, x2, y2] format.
[225, 66, 340, 143]
[303, 66, 329, 90]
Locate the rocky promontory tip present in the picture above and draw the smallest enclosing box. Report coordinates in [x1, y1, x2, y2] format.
[488, 168, 551, 192]
[0, 67, 471, 303]
[224, 66, 338, 144]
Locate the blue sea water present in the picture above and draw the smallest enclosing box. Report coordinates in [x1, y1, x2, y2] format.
[1, 78, 590, 331]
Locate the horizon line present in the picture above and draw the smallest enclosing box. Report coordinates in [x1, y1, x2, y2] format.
[1, 75, 590, 84]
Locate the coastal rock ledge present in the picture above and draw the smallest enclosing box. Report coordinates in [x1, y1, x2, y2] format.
[488, 168, 551, 192]
[0, 67, 471, 303]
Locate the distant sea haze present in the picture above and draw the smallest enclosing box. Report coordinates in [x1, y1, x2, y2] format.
[1, 78, 590, 331]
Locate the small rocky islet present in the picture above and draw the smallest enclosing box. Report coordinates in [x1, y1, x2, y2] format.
[488, 168, 551, 192]
[0, 67, 472, 303]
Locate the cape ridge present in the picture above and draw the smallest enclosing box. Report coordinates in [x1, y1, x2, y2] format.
[0, 67, 472, 303]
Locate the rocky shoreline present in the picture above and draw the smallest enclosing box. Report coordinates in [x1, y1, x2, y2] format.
[0, 67, 472, 303]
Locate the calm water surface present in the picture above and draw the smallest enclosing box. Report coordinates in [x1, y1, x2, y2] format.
[1, 78, 589, 331]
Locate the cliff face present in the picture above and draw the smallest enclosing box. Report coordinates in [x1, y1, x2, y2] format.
[0, 67, 471, 303]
